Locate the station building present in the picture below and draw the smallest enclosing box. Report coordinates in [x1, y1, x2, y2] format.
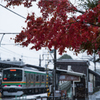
[56, 59, 100, 100]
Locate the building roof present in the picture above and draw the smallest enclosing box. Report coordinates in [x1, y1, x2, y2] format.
[96, 69, 100, 74]
[57, 59, 89, 64]
[0, 61, 23, 69]
[56, 68, 86, 77]
[25, 64, 45, 71]
[89, 69, 100, 76]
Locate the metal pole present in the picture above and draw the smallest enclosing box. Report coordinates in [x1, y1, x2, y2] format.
[0, 33, 5, 47]
[53, 49, 56, 100]
[94, 52, 96, 71]
[54, 49, 56, 90]
[39, 55, 41, 66]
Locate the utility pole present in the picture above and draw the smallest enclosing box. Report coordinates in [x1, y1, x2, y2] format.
[39, 54, 44, 67]
[53, 49, 56, 100]
[93, 52, 96, 71]
[0, 33, 19, 46]
[0, 33, 5, 47]
[39, 55, 41, 66]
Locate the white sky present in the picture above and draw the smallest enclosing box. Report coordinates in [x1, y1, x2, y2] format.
[0, 0, 100, 70]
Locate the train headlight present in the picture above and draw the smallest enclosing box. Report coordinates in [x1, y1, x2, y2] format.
[18, 85, 21, 87]
[4, 85, 7, 87]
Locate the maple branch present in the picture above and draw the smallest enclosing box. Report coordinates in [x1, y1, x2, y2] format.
[74, 9, 85, 14]
[72, 16, 100, 27]
[68, 1, 85, 14]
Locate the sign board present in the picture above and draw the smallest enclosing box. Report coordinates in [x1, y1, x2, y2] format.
[54, 90, 61, 97]
[88, 82, 93, 93]
[59, 74, 80, 81]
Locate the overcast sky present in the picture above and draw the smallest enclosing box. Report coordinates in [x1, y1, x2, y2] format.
[0, 0, 99, 70]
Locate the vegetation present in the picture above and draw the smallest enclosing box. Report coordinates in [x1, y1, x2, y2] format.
[79, 0, 99, 9]
[2, 0, 100, 57]
[58, 54, 73, 60]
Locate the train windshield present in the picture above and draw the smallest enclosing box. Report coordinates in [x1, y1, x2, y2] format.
[3, 69, 22, 81]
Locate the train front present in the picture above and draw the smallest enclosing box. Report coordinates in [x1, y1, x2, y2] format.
[2, 68, 24, 96]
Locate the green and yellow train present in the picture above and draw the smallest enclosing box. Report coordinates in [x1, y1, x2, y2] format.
[2, 66, 52, 96]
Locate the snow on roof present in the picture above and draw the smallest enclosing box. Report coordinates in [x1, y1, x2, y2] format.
[57, 68, 85, 77]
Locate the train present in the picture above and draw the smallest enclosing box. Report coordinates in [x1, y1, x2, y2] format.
[2, 66, 52, 96]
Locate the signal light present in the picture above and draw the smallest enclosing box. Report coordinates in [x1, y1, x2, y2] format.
[47, 92, 50, 97]
[47, 89, 49, 91]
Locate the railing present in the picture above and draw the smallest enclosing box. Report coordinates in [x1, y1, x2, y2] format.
[59, 81, 71, 90]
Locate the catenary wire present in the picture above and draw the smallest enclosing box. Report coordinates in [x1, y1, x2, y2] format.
[0, 4, 26, 19]
[0, 3, 40, 61]
[0, 46, 38, 59]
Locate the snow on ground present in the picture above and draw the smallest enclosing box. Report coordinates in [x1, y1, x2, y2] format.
[14, 93, 47, 100]
[17, 93, 47, 100]
[2, 93, 47, 100]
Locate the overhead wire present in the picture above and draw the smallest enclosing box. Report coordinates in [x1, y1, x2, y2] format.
[0, 2, 39, 20]
[0, 46, 38, 59]
[0, 3, 40, 61]
[0, 2, 83, 65]
[1, 1, 99, 68]
[0, 34, 39, 60]
[0, 4, 26, 19]
[0, 1, 92, 66]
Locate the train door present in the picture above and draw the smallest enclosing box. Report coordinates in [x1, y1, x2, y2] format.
[26, 73, 28, 87]
[31, 74, 34, 86]
[41, 75, 45, 86]
[34, 74, 35, 86]
[0, 79, 2, 97]
[29, 73, 31, 86]
[26, 73, 30, 87]
[40, 75, 41, 86]
[44, 75, 46, 86]
[39, 74, 40, 86]
[30, 74, 33, 86]
[35, 74, 39, 87]
[35, 74, 39, 93]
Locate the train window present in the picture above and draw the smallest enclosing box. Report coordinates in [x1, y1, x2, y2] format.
[44, 75, 46, 81]
[26, 73, 29, 86]
[26, 74, 27, 86]
[34, 74, 35, 86]
[34, 74, 35, 81]
[31, 74, 33, 81]
[24, 73, 26, 77]
[40, 75, 41, 82]
[32, 74, 34, 85]
[38, 75, 40, 81]
[29, 73, 31, 80]
[26, 73, 31, 86]
[26, 73, 29, 81]
[41, 75, 45, 81]
[36, 74, 39, 82]
[33, 74, 34, 80]
[3, 69, 22, 81]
